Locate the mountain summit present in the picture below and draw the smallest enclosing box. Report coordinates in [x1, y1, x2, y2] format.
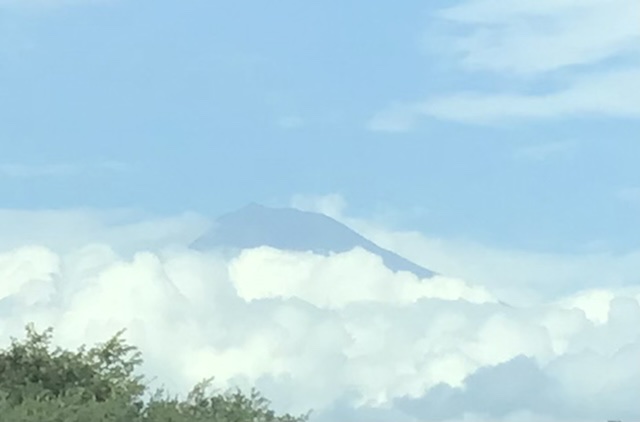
[191, 203, 435, 278]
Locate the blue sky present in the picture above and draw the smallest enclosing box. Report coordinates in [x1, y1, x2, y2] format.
[2, 3, 640, 420]
[1, 0, 639, 253]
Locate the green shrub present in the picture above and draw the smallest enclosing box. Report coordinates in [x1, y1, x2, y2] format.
[0, 324, 310, 422]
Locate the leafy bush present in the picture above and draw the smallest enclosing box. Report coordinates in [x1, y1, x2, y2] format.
[0, 323, 310, 422]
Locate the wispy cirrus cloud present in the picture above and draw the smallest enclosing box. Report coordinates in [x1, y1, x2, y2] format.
[0, 0, 107, 8]
[0, 161, 127, 180]
[512, 140, 578, 161]
[435, 0, 640, 75]
[275, 115, 306, 130]
[370, 67, 640, 128]
[369, 0, 640, 128]
[616, 186, 640, 205]
[0, 163, 78, 179]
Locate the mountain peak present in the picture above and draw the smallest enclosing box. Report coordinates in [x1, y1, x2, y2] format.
[191, 204, 435, 278]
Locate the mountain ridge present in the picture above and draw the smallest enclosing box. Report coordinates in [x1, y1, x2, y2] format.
[191, 203, 435, 279]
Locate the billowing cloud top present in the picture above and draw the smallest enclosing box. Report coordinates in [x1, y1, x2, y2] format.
[1, 208, 639, 422]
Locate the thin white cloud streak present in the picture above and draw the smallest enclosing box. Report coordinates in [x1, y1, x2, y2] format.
[0, 161, 127, 180]
[276, 115, 306, 130]
[616, 186, 640, 205]
[1, 208, 640, 422]
[369, 67, 640, 128]
[0, 0, 108, 9]
[0, 208, 210, 253]
[0, 163, 78, 178]
[512, 140, 577, 161]
[369, 0, 640, 127]
[436, 0, 640, 75]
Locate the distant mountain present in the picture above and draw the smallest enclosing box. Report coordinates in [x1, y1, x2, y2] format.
[191, 203, 435, 279]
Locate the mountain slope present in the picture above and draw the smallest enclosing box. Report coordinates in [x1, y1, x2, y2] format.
[191, 203, 435, 279]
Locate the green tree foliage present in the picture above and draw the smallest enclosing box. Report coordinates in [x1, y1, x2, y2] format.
[0, 323, 311, 422]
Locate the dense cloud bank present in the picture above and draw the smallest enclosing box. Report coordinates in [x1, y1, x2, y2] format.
[1, 210, 639, 422]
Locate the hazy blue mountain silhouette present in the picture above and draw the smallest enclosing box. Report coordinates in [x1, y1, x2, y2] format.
[191, 203, 435, 278]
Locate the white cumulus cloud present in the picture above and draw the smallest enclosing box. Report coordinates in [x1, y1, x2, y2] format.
[1, 207, 639, 422]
